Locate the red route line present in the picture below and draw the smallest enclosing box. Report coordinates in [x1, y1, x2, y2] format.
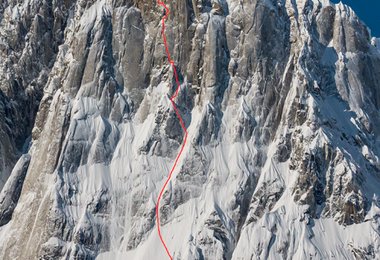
[155, 1, 188, 259]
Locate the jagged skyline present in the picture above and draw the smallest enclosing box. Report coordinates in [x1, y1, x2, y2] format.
[332, 0, 380, 36]
[0, 0, 379, 259]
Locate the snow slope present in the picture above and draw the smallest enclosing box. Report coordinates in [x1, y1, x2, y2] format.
[0, 0, 379, 259]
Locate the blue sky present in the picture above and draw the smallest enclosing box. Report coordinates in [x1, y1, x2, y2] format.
[331, 0, 380, 37]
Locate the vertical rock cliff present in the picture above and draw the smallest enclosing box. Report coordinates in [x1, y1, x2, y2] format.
[0, 0, 379, 259]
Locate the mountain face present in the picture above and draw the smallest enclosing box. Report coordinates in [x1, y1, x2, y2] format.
[0, 0, 380, 259]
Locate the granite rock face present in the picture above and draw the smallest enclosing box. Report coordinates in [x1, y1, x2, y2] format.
[0, 154, 30, 226]
[0, 0, 380, 259]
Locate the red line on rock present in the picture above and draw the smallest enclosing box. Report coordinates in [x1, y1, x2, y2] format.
[155, 1, 188, 259]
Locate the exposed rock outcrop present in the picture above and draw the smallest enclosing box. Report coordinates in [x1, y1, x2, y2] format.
[0, 0, 379, 259]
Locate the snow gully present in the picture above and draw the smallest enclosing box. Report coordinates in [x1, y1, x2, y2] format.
[155, 1, 189, 259]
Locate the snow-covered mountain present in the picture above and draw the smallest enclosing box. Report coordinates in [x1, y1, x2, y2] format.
[0, 0, 380, 259]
